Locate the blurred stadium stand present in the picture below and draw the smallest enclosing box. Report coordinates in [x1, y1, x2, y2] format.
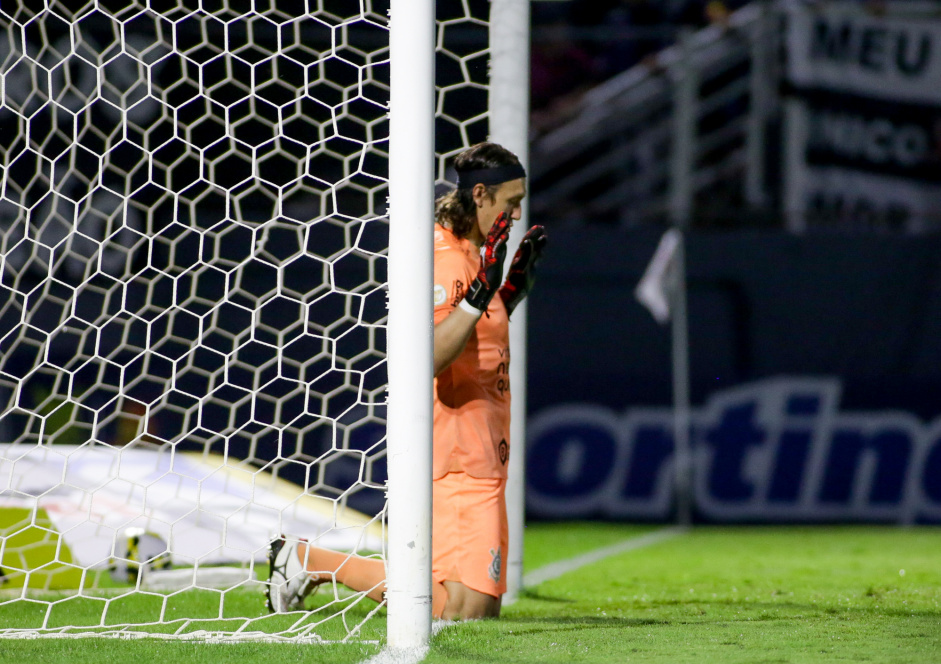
[529, 0, 941, 232]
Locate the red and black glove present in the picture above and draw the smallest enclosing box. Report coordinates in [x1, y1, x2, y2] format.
[461, 212, 512, 314]
[499, 225, 548, 318]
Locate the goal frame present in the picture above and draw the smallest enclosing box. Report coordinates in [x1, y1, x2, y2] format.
[0, 0, 531, 650]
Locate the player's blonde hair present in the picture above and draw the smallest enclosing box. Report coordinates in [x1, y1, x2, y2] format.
[435, 142, 522, 239]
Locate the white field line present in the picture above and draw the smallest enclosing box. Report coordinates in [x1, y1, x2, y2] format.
[360, 526, 687, 664]
[520, 525, 688, 589]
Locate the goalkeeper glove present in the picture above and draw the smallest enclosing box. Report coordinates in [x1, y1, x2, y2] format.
[460, 212, 512, 314]
[499, 225, 548, 318]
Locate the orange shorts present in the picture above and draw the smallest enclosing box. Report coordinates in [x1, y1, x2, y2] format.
[432, 472, 508, 598]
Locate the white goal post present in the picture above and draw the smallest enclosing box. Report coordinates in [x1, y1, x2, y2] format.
[386, 0, 434, 649]
[488, 0, 531, 604]
[0, 0, 529, 647]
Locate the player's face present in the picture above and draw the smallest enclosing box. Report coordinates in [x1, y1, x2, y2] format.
[474, 178, 526, 244]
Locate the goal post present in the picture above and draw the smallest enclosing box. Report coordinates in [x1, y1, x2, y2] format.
[487, 0, 531, 604]
[386, 0, 434, 649]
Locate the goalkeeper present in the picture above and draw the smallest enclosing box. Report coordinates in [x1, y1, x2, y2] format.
[267, 141, 547, 620]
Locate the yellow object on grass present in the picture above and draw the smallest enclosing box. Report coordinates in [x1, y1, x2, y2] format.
[0, 507, 83, 590]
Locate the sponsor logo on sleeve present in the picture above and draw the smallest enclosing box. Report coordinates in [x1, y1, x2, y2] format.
[451, 280, 465, 307]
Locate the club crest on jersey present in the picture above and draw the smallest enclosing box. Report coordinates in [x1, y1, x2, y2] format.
[433, 284, 447, 306]
[488, 546, 502, 583]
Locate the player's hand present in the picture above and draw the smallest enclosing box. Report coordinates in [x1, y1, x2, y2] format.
[462, 212, 512, 313]
[499, 225, 547, 318]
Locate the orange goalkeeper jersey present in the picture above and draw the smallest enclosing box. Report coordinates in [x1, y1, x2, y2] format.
[433, 224, 511, 480]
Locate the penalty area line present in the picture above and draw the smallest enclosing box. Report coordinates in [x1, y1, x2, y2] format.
[520, 525, 688, 590]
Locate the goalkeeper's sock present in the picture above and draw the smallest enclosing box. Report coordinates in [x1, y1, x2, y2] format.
[299, 544, 386, 602]
[298, 543, 450, 613]
[432, 582, 448, 619]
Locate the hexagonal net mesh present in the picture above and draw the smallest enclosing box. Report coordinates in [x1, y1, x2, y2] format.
[0, 0, 490, 642]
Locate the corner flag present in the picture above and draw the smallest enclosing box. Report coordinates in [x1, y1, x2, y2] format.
[634, 229, 682, 324]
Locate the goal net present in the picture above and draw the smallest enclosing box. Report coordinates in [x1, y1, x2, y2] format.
[0, 0, 490, 643]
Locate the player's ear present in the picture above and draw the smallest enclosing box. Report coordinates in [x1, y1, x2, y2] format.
[471, 183, 488, 208]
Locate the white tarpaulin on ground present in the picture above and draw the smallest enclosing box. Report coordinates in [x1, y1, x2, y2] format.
[0, 443, 384, 568]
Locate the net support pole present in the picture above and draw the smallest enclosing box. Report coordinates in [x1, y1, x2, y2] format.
[670, 234, 692, 527]
[488, 0, 531, 603]
[745, 1, 773, 209]
[669, 30, 696, 228]
[386, 0, 435, 649]
[668, 29, 695, 528]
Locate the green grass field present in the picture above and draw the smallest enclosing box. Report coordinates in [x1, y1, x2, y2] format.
[0, 524, 939, 663]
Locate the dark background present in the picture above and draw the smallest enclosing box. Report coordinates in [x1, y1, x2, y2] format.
[527, 228, 941, 422]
